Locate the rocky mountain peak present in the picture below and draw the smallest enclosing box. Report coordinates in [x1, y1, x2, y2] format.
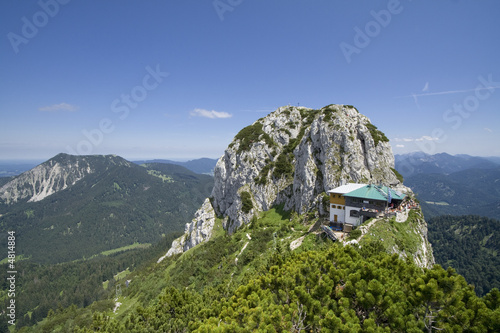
[0, 153, 131, 204]
[166, 104, 404, 256]
[213, 104, 400, 232]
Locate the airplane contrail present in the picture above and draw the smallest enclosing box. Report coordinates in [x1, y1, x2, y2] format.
[395, 85, 500, 99]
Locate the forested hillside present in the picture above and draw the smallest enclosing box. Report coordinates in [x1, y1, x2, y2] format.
[0, 156, 213, 264]
[114, 245, 498, 332]
[17, 206, 500, 332]
[405, 167, 500, 220]
[0, 156, 216, 330]
[427, 215, 500, 296]
[0, 232, 182, 330]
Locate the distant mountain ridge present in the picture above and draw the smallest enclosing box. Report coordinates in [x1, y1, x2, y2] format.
[133, 158, 218, 175]
[395, 152, 499, 178]
[393, 152, 500, 220]
[0, 154, 213, 264]
[0, 157, 218, 178]
[0, 153, 129, 204]
[405, 166, 500, 220]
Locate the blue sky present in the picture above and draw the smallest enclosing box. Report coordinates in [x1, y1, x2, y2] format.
[1, 0, 499, 161]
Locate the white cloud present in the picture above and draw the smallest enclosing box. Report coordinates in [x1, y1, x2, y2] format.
[394, 137, 417, 142]
[415, 136, 439, 142]
[394, 136, 439, 142]
[484, 127, 493, 133]
[39, 103, 78, 112]
[190, 108, 232, 119]
[396, 144, 405, 148]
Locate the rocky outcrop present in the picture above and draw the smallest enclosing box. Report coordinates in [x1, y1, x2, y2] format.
[0, 153, 131, 204]
[164, 104, 403, 257]
[212, 105, 400, 233]
[413, 213, 435, 269]
[161, 198, 216, 259]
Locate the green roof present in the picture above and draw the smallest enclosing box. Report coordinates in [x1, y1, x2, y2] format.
[343, 185, 406, 202]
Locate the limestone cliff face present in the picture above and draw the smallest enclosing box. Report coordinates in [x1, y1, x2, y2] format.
[165, 104, 402, 256]
[213, 105, 399, 233]
[412, 212, 435, 269]
[162, 198, 216, 259]
[0, 153, 131, 204]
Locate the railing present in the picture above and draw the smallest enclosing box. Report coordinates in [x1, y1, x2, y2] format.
[321, 225, 338, 242]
